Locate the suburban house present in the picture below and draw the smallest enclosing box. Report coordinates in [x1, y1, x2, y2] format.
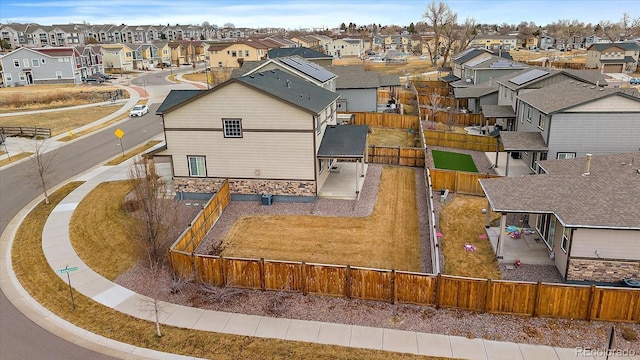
[585, 41, 640, 73]
[267, 47, 333, 66]
[325, 38, 363, 58]
[100, 43, 134, 72]
[155, 42, 172, 65]
[470, 34, 518, 51]
[517, 34, 538, 50]
[132, 44, 159, 69]
[538, 35, 555, 50]
[505, 81, 640, 173]
[325, 64, 401, 112]
[490, 67, 608, 133]
[448, 48, 494, 84]
[154, 69, 369, 199]
[479, 152, 640, 284]
[231, 56, 337, 91]
[450, 55, 528, 88]
[81, 45, 105, 75]
[290, 35, 322, 51]
[208, 40, 269, 68]
[0, 46, 87, 86]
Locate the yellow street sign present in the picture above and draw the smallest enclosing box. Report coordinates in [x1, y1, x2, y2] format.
[114, 128, 124, 138]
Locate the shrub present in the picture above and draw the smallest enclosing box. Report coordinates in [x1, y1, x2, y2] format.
[621, 327, 638, 341]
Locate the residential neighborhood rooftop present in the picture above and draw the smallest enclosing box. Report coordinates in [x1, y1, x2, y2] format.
[479, 152, 640, 229]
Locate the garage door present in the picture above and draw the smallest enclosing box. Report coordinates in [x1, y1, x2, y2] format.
[603, 64, 623, 73]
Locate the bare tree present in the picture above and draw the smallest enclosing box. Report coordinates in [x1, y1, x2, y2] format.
[126, 157, 179, 336]
[600, 20, 621, 42]
[26, 139, 57, 205]
[423, 1, 456, 67]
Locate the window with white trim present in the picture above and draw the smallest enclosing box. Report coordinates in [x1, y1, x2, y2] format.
[538, 114, 545, 130]
[31, 59, 39, 67]
[556, 152, 576, 159]
[318, 159, 324, 174]
[13, 59, 19, 67]
[41, 58, 46, 64]
[187, 156, 206, 177]
[526, 107, 532, 122]
[536, 214, 556, 249]
[55, 71, 62, 79]
[23, 59, 28, 67]
[19, 73, 25, 81]
[5, 73, 12, 81]
[222, 119, 242, 138]
[561, 228, 570, 253]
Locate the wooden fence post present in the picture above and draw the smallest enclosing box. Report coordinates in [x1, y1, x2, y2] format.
[586, 285, 596, 321]
[484, 279, 492, 313]
[435, 273, 442, 309]
[220, 255, 226, 287]
[390, 270, 396, 304]
[345, 265, 351, 299]
[301, 262, 307, 296]
[533, 281, 542, 317]
[259, 258, 265, 291]
[397, 146, 401, 165]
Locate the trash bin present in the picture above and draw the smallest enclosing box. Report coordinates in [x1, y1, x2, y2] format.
[261, 194, 273, 206]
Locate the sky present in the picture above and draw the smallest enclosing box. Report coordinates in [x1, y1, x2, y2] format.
[0, 0, 638, 30]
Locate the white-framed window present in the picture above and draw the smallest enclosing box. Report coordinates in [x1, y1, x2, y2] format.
[315, 115, 321, 134]
[187, 156, 206, 177]
[41, 58, 46, 64]
[58, 58, 63, 62]
[556, 152, 576, 159]
[318, 159, 324, 174]
[55, 71, 62, 79]
[5, 73, 12, 81]
[222, 119, 242, 138]
[31, 59, 39, 67]
[538, 114, 545, 130]
[23, 59, 29, 67]
[526, 107, 532, 122]
[231, 50, 237, 57]
[561, 228, 570, 253]
[245, 50, 249, 57]
[64, 57, 69, 62]
[19, 73, 25, 81]
[13, 59, 19, 67]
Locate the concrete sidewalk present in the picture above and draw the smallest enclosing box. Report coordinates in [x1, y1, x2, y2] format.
[12, 158, 597, 359]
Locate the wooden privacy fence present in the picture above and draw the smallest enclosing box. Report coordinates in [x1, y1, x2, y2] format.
[171, 254, 640, 323]
[368, 145, 424, 167]
[429, 169, 501, 195]
[424, 111, 489, 127]
[0, 126, 51, 138]
[349, 112, 419, 129]
[168, 180, 230, 276]
[424, 129, 503, 152]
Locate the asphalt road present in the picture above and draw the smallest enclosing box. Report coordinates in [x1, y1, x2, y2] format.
[0, 71, 188, 359]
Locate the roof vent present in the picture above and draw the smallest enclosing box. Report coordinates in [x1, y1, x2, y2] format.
[599, 87, 604, 91]
[285, 79, 290, 88]
[590, 86, 596, 89]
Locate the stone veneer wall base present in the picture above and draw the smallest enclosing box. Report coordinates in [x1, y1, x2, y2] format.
[567, 258, 640, 283]
[173, 178, 316, 197]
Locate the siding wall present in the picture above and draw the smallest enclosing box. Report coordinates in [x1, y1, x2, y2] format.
[570, 228, 640, 260]
[163, 82, 318, 180]
[565, 96, 640, 112]
[337, 88, 377, 112]
[547, 112, 640, 159]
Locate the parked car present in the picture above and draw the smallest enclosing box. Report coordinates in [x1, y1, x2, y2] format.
[93, 72, 113, 80]
[83, 75, 104, 83]
[161, 62, 171, 68]
[129, 105, 149, 117]
[630, 78, 640, 85]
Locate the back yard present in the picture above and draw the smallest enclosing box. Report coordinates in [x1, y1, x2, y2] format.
[220, 166, 422, 272]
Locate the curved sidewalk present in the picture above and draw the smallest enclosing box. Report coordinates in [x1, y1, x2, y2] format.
[22, 159, 583, 360]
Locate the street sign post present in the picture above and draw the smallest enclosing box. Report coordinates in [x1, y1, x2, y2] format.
[114, 128, 125, 157]
[57, 265, 78, 310]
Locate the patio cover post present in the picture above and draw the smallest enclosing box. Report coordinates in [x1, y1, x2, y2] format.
[505, 152, 511, 177]
[497, 213, 507, 259]
[495, 138, 499, 167]
[485, 200, 491, 228]
[355, 159, 359, 197]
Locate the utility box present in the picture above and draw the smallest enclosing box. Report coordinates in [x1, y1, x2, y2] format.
[261, 194, 273, 205]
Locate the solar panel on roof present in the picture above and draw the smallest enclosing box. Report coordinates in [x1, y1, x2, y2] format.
[508, 69, 549, 85]
[279, 57, 335, 82]
[464, 57, 488, 67]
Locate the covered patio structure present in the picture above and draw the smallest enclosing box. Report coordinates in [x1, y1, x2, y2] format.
[316, 125, 369, 200]
[481, 104, 516, 132]
[493, 131, 548, 176]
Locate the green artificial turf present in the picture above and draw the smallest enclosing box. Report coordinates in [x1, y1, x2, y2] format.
[431, 150, 478, 172]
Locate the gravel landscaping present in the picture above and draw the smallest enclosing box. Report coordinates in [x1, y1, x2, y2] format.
[114, 160, 640, 353]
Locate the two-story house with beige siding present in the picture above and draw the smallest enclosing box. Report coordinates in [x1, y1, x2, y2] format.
[100, 43, 134, 71]
[208, 40, 268, 68]
[155, 69, 369, 199]
[585, 42, 640, 73]
[480, 152, 640, 284]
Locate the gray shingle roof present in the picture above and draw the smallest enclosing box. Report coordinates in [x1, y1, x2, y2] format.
[455, 85, 498, 98]
[317, 125, 370, 158]
[518, 80, 640, 114]
[600, 56, 636, 63]
[481, 105, 515, 118]
[235, 69, 339, 114]
[498, 131, 547, 151]
[156, 90, 205, 114]
[588, 42, 640, 51]
[480, 152, 640, 229]
[325, 65, 381, 89]
[453, 48, 492, 64]
[268, 47, 331, 59]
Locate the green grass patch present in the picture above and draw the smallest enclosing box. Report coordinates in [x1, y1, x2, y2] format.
[431, 150, 478, 172]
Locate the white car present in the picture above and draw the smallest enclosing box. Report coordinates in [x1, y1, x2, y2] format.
[130, 105, 149, 117]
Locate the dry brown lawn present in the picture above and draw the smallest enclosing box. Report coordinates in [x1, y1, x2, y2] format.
[104, 140, 161, 166]
[333, 57, 436, 76]
[0, 84, 126, 111]
[0, 104, 121, 136]
[439, 194, 502, 279]
[223, 166, 421, 272]
[12, 180, 447, 360]
[368, 127, 419, 147]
